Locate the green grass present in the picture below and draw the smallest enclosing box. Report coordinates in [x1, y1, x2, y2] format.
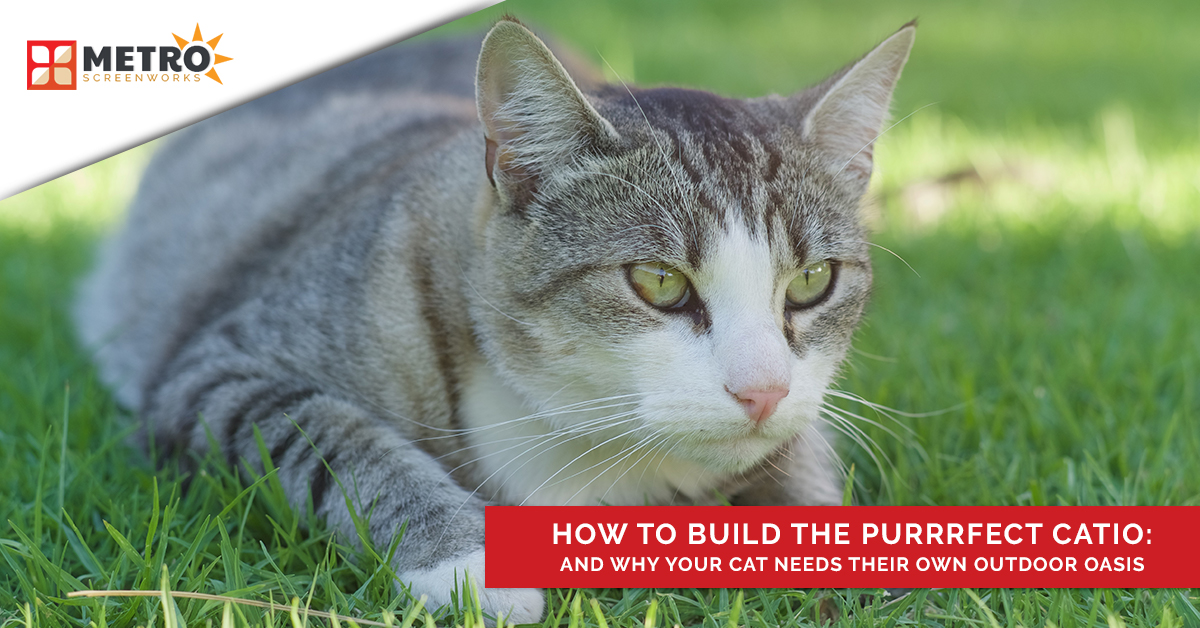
[2, 0, 1198, 626]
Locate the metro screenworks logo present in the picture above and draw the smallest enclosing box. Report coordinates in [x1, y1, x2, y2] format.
[28, 40, 76, 90]
[26, 24, 232, 91]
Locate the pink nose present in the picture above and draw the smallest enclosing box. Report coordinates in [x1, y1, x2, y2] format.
[730, 387, 789, 425]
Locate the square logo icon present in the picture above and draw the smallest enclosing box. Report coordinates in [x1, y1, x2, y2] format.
[28, 40, 77, 90]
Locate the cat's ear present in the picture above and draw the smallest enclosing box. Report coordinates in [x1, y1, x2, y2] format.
[476, 18, 619, 205]
[795, 22, 916, 192]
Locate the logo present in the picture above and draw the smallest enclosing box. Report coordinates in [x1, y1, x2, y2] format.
[169, 24, 233, 84]
[26, 24, 232, 90]
[28, 40, 76, 90]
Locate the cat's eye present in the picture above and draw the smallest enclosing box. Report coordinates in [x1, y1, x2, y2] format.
[629, 262, 691, 309]
[786, 260, 835, 309]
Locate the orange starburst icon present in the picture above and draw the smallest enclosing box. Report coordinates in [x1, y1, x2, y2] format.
[172, 24, 232, 84]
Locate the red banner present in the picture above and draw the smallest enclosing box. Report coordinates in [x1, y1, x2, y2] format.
[485, 506, 1199, 588]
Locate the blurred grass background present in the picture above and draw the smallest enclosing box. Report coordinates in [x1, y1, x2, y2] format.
[2, 0, 1198, 626]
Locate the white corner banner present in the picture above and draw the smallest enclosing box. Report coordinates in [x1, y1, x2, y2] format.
[0, 0, 500, 199]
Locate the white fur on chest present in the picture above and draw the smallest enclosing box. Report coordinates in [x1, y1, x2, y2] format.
[459, 362, 728, 506]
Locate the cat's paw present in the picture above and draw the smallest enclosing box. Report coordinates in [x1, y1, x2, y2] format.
[398, 549, 544, 624]
[476, 583, 545, 626]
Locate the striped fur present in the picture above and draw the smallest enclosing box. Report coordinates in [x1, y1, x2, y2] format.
[75, 18, 915, 622]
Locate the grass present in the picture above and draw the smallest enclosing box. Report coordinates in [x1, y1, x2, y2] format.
[2, 0, 1198, 626]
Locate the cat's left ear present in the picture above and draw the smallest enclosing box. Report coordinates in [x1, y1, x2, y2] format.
[795, 21, 916, 193]
[476, 19, 619, 206]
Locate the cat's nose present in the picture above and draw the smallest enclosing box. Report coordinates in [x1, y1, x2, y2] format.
[729, 387, 789, 426]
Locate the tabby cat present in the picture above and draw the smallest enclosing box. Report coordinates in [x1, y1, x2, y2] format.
[75, 18, 915, 623]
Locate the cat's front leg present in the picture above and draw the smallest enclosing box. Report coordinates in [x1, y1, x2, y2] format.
[270, 396, 544, 624]
[145, 353, 544, 623]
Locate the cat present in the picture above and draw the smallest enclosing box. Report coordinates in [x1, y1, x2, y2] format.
[75, 17, 915, 623]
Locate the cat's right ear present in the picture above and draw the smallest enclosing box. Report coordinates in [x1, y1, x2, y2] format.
[793, 21, 916, 195]
[476, 19, 619, 206]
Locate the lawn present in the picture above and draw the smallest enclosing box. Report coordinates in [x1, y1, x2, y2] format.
[2, 0, 1198, 626]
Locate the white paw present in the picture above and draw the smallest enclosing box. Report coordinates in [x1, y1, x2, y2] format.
[398, 549, 545, 624]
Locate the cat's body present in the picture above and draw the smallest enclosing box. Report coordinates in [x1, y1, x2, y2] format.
[76, 19, 914, 622]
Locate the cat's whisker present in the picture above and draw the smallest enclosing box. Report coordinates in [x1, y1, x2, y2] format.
[821, 404, 892, 452]
[559, 430, 667, 505]
[471, 404, 662, 500]
[402, 392, 648, 437]
[598, 432, 675, 504]
[540, 378, 582, 408]
[630, 429, 688, 494]
[409, 397, 647, 443]
[645, 435, 686, 493]
[865, 241, 921, 278]
[618, 432, 675, 492]
[751, 456, 790, 492]
[821, 401, 906, 443]
[820, 412, 882, 463]
[800, 419, 848, 475]
[824, 393, 914, 431]
[631, 435, 679, 498]
[432, 416, 654, 552]
[665, 444, 695, 505]
[757, 461, 787, 491]
[825, 237, 920, 278]
[821, 393, 932, 466]
[371, 408, 631, 473]
[515, 422, 658, 505]
[819, 410, 895, 489]
[432, 424, 598, 558]
[459, 271, 536, 327]
[439, 413, 644, 479]
[522, 394, 650, 423]
[818, 423, 884, 493]
[799, 421, 851, 483]
[362, 398, 647, 468]
[533, 392, 648, 410]
[426, 410, 642, 456]
[435, 414, 643, 478]
[828, 388, 967, 419]
[765, 456, 792, 479]
[851, 347, 900, 363]
[568, 430, 666, 494]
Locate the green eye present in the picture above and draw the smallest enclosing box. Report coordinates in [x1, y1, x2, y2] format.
[629, 262, 691, 309]
[786, 260, 835, 308]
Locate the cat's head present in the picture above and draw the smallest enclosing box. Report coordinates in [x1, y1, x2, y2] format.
[469, 18, 914, 474]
